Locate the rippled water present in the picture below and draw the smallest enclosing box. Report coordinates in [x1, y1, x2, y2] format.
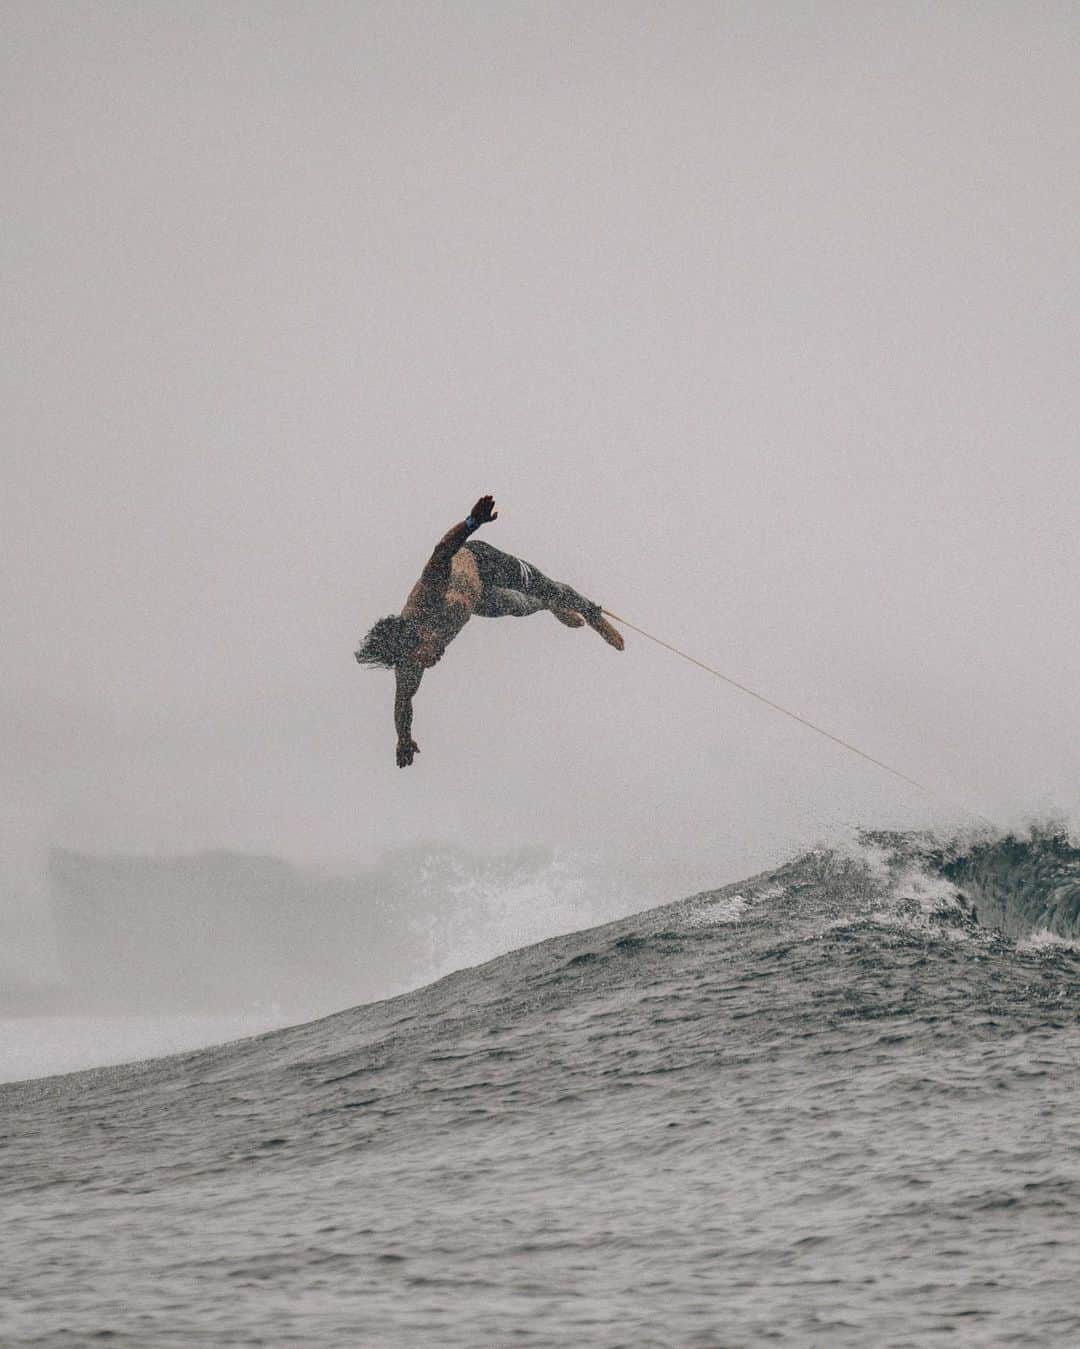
[4, 833, 1080, 1346]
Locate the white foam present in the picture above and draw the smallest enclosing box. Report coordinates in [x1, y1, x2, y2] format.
[406, 847, 635, 988]
[1017, 928, 1080, 954]
[684, 893, 750, 927]
[869, 866, 972, 942]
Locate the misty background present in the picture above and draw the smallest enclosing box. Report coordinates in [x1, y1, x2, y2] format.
[3, 3, 1079, 1074]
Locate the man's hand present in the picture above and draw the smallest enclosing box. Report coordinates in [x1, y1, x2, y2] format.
[470, 495, 498, 525]
[397, 737, 420, 768]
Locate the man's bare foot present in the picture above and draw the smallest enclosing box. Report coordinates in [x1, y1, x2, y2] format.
[550, 608, 585, 628]
[587, 614, 625, 650]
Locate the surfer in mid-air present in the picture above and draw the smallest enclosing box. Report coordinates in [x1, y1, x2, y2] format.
[355, 495, 624, 766]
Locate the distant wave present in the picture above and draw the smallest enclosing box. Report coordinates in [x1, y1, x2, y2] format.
[5, 842, 633, 1020]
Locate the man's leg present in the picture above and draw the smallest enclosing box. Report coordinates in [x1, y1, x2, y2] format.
[467, 542, 623, 648]
[474, 587, 547, 618]
[513, 565, 625, 650]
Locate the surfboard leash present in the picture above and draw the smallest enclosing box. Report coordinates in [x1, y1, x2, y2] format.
[601, 608, 940, 801]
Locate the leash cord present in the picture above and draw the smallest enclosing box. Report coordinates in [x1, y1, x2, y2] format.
[602, 609, 930, 796]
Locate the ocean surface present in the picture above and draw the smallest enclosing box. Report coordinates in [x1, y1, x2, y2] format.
[4, 829, 1080, 1347]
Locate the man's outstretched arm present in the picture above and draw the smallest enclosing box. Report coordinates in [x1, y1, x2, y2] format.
[421, 494, 498, 584]
[394, 662, 423, 767]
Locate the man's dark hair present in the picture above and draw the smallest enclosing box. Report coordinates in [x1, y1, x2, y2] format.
[354, 615, 420, 669]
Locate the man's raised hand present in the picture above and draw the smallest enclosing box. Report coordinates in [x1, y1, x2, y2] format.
[470, 495, 498, 525]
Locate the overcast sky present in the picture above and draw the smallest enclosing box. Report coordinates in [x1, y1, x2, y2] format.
[4, 1, 1079, 891]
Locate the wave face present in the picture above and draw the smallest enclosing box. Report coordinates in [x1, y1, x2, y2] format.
[4, 830, 1080, 1347]
[931, 828, 1080, 941]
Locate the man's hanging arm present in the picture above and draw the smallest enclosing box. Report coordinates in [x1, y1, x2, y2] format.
[394, 662, 423, 767]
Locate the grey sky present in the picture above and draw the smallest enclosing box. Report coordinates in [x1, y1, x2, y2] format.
[4, 2, 1079, 889]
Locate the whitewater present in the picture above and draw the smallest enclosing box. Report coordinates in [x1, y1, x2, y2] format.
[4, 830, 1080, 1347]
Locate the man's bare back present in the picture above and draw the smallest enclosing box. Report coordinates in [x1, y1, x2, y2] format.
[355, 496, 623, 767]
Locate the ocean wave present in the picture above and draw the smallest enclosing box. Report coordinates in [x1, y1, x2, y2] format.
[6, 826, 1080, 1347]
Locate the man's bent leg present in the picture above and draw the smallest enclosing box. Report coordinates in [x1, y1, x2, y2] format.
[468, 543, 623, 648]
[524, 572, 625, 650]
[474, 587, 547, 618]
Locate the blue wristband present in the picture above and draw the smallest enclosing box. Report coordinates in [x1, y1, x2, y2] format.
[464, 515, 478, 531]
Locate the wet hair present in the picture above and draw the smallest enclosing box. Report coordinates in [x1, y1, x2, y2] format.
[354, 615, 421, 669]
